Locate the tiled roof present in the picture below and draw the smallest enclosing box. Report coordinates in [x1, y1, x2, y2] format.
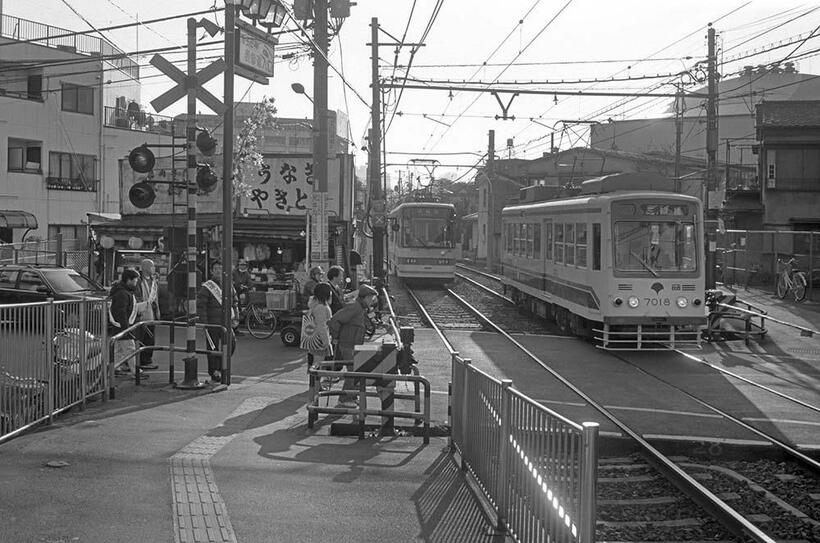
[756, 100, 820, 127]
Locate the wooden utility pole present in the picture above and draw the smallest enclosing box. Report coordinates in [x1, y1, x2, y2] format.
[705, 23, 719, 289]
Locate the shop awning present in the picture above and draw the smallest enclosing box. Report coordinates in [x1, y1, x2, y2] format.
[86, 212, 122, 223]
[0, 210, 38, 229]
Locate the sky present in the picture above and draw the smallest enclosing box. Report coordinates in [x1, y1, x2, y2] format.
[5, 0, 820, 185]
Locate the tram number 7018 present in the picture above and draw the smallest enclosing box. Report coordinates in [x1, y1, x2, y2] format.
[644, 297, 671, 306]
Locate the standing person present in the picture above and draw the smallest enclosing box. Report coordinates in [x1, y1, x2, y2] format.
[327, 284, 378, 406]
[326, 265, 346, 314]
[232, 259, 252, 336]
[135, 258, 159, 370]
[302, 283, 334, 378]
[109, 269, 146, 377]
[196, 261, 237, 383]
[301, 265, 324, 305]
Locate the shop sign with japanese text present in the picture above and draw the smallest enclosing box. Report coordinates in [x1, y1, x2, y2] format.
[240, 155, 341, 216]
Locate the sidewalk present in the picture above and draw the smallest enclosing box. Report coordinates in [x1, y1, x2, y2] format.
[0, 331, 506, 543]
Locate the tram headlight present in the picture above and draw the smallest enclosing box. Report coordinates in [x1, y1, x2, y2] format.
[676, 296, 689, 308]
[693, 298, 702, 306]
[612, 297, 623, 307]
[627, 296, 640, 308]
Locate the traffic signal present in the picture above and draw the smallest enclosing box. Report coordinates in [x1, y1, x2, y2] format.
[196, 129, 217, 156]
[196, 165, 218, 193]
[128, 145, 155, 173]
[194, 128, 218, 194]
[129, 181, 156, 209]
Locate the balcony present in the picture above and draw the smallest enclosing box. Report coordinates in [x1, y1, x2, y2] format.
[0, 14, 138, 79]
[46, 177, 98, 192]
[104, 106, 177, 136]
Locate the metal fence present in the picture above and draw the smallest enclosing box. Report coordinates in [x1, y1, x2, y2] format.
[0, 238, 91, 275]
[451, 355, 598, 543]
[0, 298, 108, 444]
[717, 229, 820, 300]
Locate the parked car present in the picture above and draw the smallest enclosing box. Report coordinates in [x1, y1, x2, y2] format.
[0, 264, 107, 305]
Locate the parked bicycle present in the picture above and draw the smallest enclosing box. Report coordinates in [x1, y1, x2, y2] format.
[775, 257, 808, 302]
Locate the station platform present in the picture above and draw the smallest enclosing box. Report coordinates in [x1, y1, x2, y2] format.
[0, 328, 507, 543]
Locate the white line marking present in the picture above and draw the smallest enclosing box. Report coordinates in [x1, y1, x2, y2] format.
[603, 405, 724, 419]
[641, 434, 770, 446]
[742, 417, 820, 428]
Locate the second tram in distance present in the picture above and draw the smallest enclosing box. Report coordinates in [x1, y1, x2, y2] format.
[387, 202, 461, 282]
[500, 173, 707, 350]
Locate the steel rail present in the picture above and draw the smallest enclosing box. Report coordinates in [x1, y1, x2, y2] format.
[611, 352, 820, 472]
[455, 272, 514, 304]
[440, 286, 777, 543]
[675, 350, 820, 415]
[404, 287, 456, 355]
[455, 263, 503, 283]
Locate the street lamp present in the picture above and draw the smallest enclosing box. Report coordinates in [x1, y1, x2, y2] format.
[236, 0, 286, 28]
[291, 82, 314, 104]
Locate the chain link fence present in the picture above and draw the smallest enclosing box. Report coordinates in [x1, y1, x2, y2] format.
[0, 238, 91, 275]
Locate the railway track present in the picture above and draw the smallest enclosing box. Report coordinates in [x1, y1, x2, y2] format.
[407, 264, 820, 542]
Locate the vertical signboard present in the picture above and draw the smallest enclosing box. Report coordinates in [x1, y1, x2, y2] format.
[310, 191, 328, 262]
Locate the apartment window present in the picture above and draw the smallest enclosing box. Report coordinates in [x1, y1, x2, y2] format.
[8, 138, 42, 173]
[48, 224, 84, 241]
[27, 74, 43, 100]
[576, 223, 588, 268]
[61, 83, 94, 114]
[766, 149, 776, 189]
[49, 152, 97, 185]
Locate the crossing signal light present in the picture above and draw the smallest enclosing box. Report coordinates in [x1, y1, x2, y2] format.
[128, 145, 155, 174]
[129, 181, 156, 209]
[196, 129, 217, 156]
[196, 165, 218, 193]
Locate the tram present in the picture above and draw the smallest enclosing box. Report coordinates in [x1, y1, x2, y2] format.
[387, 202, 461, 282]
[500, 173, 707, 349]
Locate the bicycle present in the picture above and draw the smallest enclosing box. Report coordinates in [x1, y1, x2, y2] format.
[775, 257, 807, 302]
[244, 303, 279, 339]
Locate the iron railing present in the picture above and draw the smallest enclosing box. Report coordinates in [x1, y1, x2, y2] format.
[0, 14, 138, 79]
[0, 237, 88, 268]
[45, 176, 99, 192]
[0, 298, 108, 443]
[717, 229, 820, 300]
[103, 106, 178, 135]
[451, 355, 598, 543]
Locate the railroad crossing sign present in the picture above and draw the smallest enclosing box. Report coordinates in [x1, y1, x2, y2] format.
[149, 54, 226, 114]
[372, 213, 387, 227]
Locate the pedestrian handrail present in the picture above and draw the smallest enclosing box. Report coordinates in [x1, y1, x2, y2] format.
[306, 361, 431, 444]
[379, 286, 403, 351]
[108, 319, 228, 387]
[451, 354, 598, 543]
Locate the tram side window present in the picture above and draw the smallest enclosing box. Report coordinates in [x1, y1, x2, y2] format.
[555, 222, 564, 263]
[565, 223, 575, 266]
[544, 220, 553, 260]
[576, 223, 588, 268]
[534, 223, 541, 259]
[525, 223, 533, 258]
[592, 223, 601, 270]
[513, 223, 520, 256]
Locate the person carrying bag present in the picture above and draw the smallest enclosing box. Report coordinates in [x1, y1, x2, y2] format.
[301, 283, 334, 381]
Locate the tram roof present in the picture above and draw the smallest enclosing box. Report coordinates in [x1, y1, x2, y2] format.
[502, 191, 701, 215]
[389, 201, 455, 215]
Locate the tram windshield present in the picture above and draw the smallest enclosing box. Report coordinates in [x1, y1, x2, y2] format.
[400, 207, 455, 248]
[614, 220, 697, 274]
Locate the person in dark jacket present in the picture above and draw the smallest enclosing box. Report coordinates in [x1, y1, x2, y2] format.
[109, 269, 144, 375]
[327, 284, 378, 406]
[196, 261, 237, 382]
[326, 265, 346, 314]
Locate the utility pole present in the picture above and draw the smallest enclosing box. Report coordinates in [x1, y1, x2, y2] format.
[221, 2, 236, 386]
[486, 130, 495, 273]
[674, 86, 683, 183]
[705, 23, 719, 289]
[179, 17, 204, 389]
[370, 17, 384, 278]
